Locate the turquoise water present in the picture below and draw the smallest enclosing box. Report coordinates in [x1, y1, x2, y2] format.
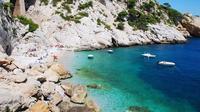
[63, 38, 200, 112]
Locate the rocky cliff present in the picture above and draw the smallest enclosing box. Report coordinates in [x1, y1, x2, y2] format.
[0, 5, 15, 55]
[182, 14, 200, 37]
[23, 0, 186, 51]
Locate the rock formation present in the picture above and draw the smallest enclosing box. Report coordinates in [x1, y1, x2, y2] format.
[182, 14, 200, 37]
[0, 6, 15, 55]
[13, 0, 26, 16]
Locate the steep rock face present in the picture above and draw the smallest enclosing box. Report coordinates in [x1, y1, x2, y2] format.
[182, 14, 200, 37]
[25, 0, 186, 51]
[0, 6, 15, 55]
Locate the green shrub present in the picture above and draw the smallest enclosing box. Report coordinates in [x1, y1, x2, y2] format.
[17, 16, 39, 32]
[163, 2, 171, 8]
[2, 2, 14, 10]
[52, 0, 61, 6]
[128, 8, 140, 20]
[66, 0, 73, 4]
[117, 22, 125, 30]
[78, 1, 93, 10]
[96, 18, 111, 30]
[127, 0, 136, 8]
[141, 1, 155, 12]
[167, 8, 183, 25]
[40, 0, 49, 5]
[116, 10, 128, 22]
[159, 4, 183, 25]
[60, 12, 88, 23]
[78, 12, 89, 17]
[62, 2, 71, 13]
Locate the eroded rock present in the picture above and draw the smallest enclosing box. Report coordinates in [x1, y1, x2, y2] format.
[71, 85, 87, 104]
[29, 101, 49, 112]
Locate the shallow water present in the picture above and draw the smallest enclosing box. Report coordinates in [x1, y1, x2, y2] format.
[63, 38, 200, 112]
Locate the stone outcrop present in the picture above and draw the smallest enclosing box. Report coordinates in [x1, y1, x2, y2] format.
[71, 85, 87, 104]
[0, 6, 15, 55]
[13, 0, 26, 16]
[182, 14, 200, 37]
[29, 101, 49, 112]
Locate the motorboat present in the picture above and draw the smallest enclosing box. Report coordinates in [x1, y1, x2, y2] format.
[107, 49, 113, 53]
[88, 54, 94, 59]
[158, 61, 176, 66]
[142, 53, 156, 58]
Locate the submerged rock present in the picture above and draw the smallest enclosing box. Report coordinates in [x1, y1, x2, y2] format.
[87, 84, 102, 89]
[71, 85, 87, 104]
[127, 106, 151, 112]
[68, 106, 95, 112]
[85, 100, 100, 112]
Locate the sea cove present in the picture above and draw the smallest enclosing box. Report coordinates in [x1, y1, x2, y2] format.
[63, 38, 200, 112]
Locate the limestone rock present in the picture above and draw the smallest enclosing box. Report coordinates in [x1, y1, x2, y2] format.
[58, 101, 71, 112]
[182, 14, 200, 36]
[19, 81, 40, 98]
[43, 63, 71, 82]
[10, 74, 27, 83]
[49, 92, 63, 105]
[85, 100, 100, 112]
[71, 85, 87, 104]
[29, 101, 49, 112]
[50, 63, 71, 79]
[61, 83, 73, 97]
[0, 87, 22, 111]
[44, 69, 59, 82]
[41, 81, 56, 97]
[0, 7, 14, 55]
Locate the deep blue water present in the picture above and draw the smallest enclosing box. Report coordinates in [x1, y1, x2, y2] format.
[63, 38, 200, 112]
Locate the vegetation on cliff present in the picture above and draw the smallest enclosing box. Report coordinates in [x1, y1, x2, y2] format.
[115, 0, 183, 30]
[17, 16, 39, 32]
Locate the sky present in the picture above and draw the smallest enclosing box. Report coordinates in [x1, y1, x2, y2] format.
[157, 0, 200, 16]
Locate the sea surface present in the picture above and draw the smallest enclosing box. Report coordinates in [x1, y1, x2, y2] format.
[62, 37, 200, 112]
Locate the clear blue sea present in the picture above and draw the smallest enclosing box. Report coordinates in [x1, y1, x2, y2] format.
[63, 38, 200, 112]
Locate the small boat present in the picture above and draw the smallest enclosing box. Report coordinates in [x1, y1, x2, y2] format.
[107, 49, 113, 53]
[158, 61, 176, 66]
[142, 53, 156, 58]
[88, 54, 94, 59]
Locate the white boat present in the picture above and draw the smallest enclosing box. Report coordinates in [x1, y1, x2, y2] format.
[88, 54, 94, 59]
[142, 53, 156, 58]
[158, 61, 176, 66]
[107, 49, 113, 53]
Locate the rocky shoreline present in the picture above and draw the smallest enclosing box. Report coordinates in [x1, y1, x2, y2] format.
[0, 48, 100, 112]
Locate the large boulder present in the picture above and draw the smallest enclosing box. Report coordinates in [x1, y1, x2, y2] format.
[41, 81, 56, 97]
[0, 87, 22, 111]
[182, 14, 200, 37]
[43, 63, 71, 82]
[71, 85, 87, 104]
[29, 101, 49, 112]
[61, 82, 73, 97]
[50, 63, 71, 79]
